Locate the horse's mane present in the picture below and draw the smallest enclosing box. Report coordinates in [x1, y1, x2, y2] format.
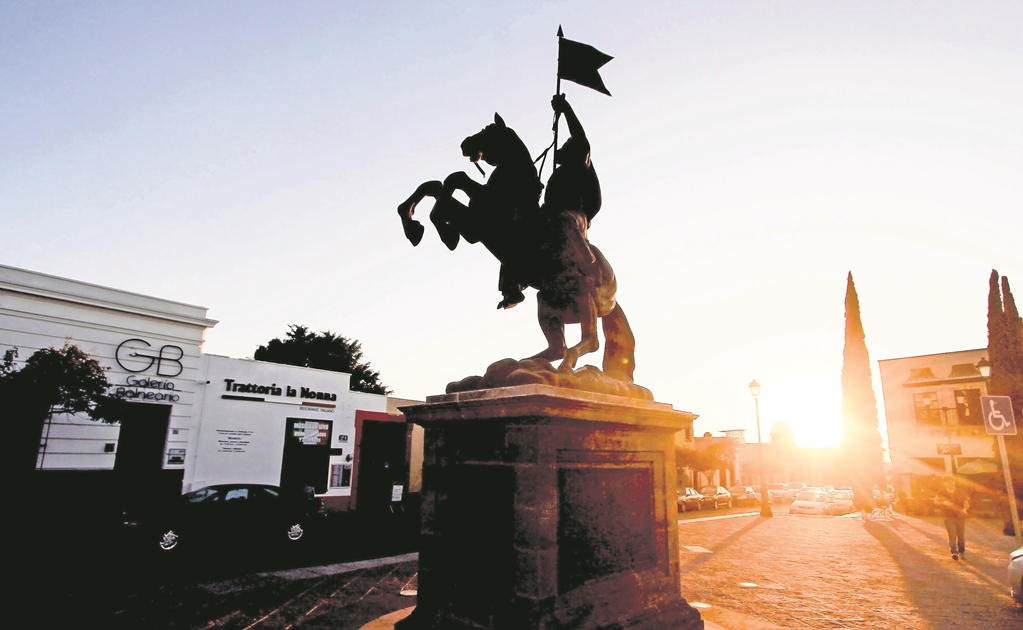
[495, 127, 542, 199]
[500, 127, 534, 169]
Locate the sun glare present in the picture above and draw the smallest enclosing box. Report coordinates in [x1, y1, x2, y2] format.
[759, 377, 843, 448]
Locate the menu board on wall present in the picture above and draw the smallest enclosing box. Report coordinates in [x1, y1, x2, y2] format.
[291, 421, 330, 446]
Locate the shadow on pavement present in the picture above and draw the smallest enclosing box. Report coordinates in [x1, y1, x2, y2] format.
[863, 518, 1019, 628]
[679, 515, 769, 573]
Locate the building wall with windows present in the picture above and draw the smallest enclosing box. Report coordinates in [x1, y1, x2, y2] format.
[1, 264, 216, 481]
[878, 348, 994, 477]
[188, 355, 387, 499]
[1, 264, 408, 512]
[729, 423, 839, 489]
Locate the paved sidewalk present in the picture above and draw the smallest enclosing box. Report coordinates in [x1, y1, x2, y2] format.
[677, 511, 1023, 628]
[73, 511, 1020, 628]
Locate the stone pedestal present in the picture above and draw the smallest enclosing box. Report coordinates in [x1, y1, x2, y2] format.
[396, 385, 703, 630]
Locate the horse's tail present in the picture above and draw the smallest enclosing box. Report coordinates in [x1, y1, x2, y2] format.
[602, 303, 636, 383]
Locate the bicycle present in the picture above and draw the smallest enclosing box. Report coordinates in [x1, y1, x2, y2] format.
[869, 495, 896, 520]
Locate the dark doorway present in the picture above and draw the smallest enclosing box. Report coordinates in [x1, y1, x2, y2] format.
[114, 403, 173, 514]
[356, 420, 408, 512]
[114, 403, 171, 478]
[280, 418, 333, 494]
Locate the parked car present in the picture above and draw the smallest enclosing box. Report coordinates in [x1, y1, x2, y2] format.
[828, 490, 854, 515]
[789, 491, 836, 516]
[767, 483, 790, 504]
[781, 483, 813, 503]
[1010, 546, 1023, 604]
[150, 484, 326, 553]
[677, 487, 704, 512]
[728, 486, 759, 507]
[700, 486, 732, 510]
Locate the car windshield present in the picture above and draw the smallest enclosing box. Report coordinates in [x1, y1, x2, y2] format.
[831, 492, 851, 500]
[797, 492, 827, 502]
[768, 484, 786, 491]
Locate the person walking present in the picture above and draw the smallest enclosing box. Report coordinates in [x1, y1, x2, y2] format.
[934, 474, 970, 560]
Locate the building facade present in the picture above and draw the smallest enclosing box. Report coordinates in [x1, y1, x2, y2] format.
[1, 264, 410, 512]
[878, 348, 993, 477]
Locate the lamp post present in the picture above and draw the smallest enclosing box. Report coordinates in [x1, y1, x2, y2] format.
[749, 380, 773, 517]
[977, 357, 991, 379]
[937, 405, 959, 476]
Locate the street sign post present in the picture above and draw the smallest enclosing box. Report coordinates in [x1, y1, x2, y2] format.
[981, 396, 1021, 542]
[981, 395, 1017, 435]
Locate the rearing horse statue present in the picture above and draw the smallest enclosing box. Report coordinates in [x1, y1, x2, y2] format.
[396, 113, 636, 383]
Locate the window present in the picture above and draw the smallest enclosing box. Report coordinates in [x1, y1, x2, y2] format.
[224, 488, 249, 502]
[913, 392, 941, 425]
[955, 389, 983, 426]
[252, 487, 279, 504]
[184, 488, 219, 504]
[330, 463, 353, 489]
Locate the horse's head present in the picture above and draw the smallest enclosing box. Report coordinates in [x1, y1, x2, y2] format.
[461, 113, 524, 168]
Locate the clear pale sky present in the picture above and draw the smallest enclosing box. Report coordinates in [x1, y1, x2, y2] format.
[3, 2, 1021, 448]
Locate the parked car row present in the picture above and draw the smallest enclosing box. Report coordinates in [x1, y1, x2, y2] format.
[728, 485, 760, 507]
[676, 485, 734, 512]
[789, 488, 858, 516]
[678, 482, 862, 515]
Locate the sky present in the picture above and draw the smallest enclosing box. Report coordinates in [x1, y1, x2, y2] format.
[2, 2, 1021, 449]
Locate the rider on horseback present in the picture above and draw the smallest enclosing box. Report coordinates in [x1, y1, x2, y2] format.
[497, 93, 601, 309]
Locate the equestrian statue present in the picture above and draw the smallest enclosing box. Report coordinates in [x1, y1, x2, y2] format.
[396, 95, 644, 398]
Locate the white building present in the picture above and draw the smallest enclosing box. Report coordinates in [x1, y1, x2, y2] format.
[1, 264, 405, 511]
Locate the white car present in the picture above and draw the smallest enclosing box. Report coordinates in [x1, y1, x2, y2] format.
[779, 483, 807, 502]
[789, 491, 836, 516]
[767, 483, 790, 504]
[783, 485, 822, 503]
[1010, 546, 1023, 604]
[828, 490, 854, 515]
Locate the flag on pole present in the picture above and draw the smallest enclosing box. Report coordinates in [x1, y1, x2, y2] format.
[557, 31, 613, 96]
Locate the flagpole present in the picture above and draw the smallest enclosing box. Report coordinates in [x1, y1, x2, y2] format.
[553, 26, 563, 168]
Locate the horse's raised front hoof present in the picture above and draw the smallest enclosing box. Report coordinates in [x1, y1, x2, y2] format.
[402, 218, 425, 246]
[396, 200, 425, 246]
[437, 222, 460, 251]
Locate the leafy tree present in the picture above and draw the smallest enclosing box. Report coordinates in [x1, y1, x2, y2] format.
[986, 271, 1023, 505]
[254, 325, 392, 395]
[676, 441, 736, 487]
[1, 344, 130, 477]
[838, 273, 885, 511]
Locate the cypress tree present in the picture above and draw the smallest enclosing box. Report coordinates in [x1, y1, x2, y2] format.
[988, 271, 1010, 398]
[989, 272, 1023, 502]
[839, 272, 885, 513]
[1001, 277, 1023, 394]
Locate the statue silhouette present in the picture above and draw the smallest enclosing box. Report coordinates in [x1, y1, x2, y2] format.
[396, 96, 635, 382]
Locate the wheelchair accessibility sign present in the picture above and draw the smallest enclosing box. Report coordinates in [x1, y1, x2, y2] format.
[980, 396, 1017, 435]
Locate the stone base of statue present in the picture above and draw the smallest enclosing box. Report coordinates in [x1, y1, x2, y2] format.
[395, 385, 703, 630]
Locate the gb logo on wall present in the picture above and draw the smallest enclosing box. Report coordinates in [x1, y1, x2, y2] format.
[115, 338, 185, 377]
[112, 339, 185, 402]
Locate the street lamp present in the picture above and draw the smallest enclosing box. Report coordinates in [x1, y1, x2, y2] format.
[977, 357, 991, 378]
[749, 379, 773, 517]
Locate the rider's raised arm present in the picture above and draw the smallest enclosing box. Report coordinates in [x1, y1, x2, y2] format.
[552, 94, 586, 142]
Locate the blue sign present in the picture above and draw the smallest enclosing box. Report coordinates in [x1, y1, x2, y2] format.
[980, 396, 1017, 436]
